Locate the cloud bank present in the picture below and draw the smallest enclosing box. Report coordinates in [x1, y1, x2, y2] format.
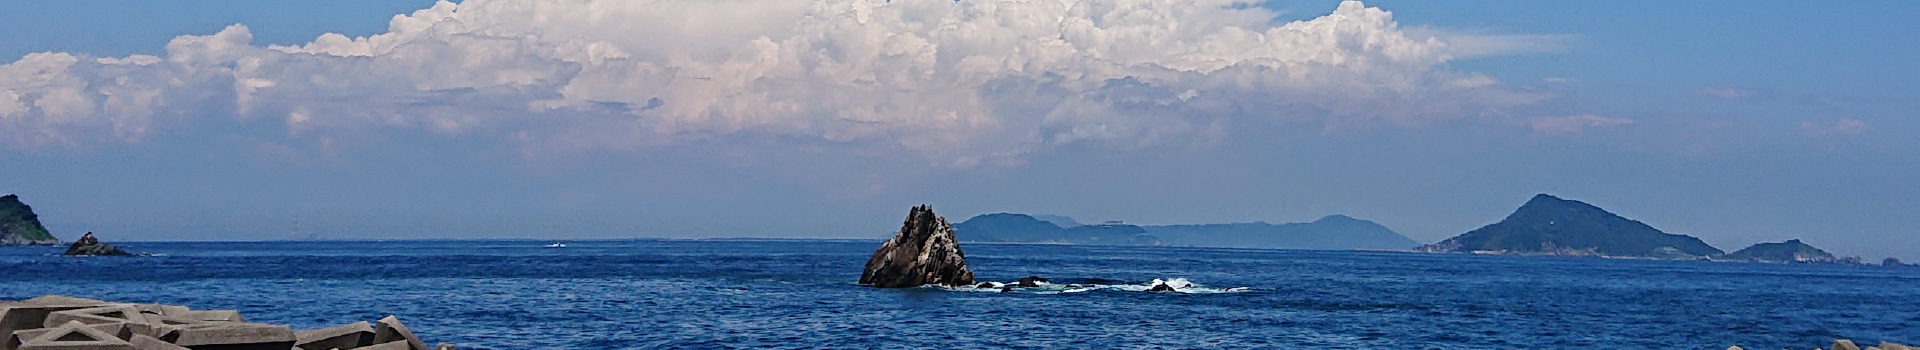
[0, 0, 1554, 164]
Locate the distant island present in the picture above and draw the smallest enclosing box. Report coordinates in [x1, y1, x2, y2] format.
[952, 212, 1418, 250]
[1, 194, 61, 246]
[1422, 194, 1723, 258]
[1721, 239, 1837, 263]
[1421, 193, 1900, 266]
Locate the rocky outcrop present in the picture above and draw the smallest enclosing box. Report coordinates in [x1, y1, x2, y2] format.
[63, 232, 133, 256]
[859, 205, 975, 288]
[0, 295, 456, 350]
[0, 194, 61, 246]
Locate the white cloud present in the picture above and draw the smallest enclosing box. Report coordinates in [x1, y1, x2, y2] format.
[0, 0, 1555, 162]
[1699, 87, 1757, 100]
[1528, 114, 1634, 135]
[1801, 118, 1869, 136]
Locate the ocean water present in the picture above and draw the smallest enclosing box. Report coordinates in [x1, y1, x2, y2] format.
[2, 239, 1916, 349]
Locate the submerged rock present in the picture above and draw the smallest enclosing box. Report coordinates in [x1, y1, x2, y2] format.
[1016, 276, 1050, 287]
[63, 232, 133, 256]
[859, 205, 975, 288]
[1147, 283, 1177, 292]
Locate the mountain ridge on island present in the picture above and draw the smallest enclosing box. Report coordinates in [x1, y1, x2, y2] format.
[952, 212, 1417, 251]
[1425, 194, 1723, 258]
[1, 194, 62, 246]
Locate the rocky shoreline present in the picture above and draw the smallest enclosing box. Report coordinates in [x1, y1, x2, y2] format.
[0, 295, 454, 350]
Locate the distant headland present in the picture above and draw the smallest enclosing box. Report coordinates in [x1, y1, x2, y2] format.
[0, 194, 61, 246]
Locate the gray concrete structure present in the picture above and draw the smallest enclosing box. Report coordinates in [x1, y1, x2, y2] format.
[170, 322, 295, 350]
[356, 341, 412, 350]
[2, 302, 108, 350]
[45, 306, 151, 328]
[371, 317, 426, 350]
[292, 321, 372, 350]
[129, 335, 188, 350]
[2, 296, 454, 350]
[16, 321, 135, 350]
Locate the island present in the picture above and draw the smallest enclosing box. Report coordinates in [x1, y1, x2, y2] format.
[952, 213, 1417, 250]
[0, 194, 61, 246]
[1421, 194, 1723, 258]
[1721, 239, 1836, 263]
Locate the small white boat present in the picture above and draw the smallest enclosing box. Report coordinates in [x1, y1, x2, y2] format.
[544, 243, 566, 248]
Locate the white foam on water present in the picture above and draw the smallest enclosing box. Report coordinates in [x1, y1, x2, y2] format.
[929, 278, 1249, 294]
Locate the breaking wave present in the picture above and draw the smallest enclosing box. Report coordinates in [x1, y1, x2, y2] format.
[936, 278, 1250, 294]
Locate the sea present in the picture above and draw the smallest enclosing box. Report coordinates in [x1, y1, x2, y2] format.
[2, 239, 1916, 349]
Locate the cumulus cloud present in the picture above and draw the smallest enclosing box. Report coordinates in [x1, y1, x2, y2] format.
[0, 0, 1555, 163]
[1528, 114, 1633, 135]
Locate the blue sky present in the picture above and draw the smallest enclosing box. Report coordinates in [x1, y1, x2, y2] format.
[0, 0, 1914, 260]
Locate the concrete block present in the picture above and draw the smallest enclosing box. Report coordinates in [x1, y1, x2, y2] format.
[16, 321, 134, 350]
[128, 335, 187, 350]
[140, 316, 206, 329]
[370, 317, 426, 350]
[132, 306, 188, 318]
[45, 306, 151, 328]
[12, 323, 129, 345]
[118, 323, 179, 342]
[172, 312, 240, 324]
[2, 305, 99, 350]
[292, 322, 372, 350]
[355, 341, 412, 350]
[19, 297, 108, 307]
[169, 323, 294, 350]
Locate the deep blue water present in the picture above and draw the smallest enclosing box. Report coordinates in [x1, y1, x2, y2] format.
[2, 240, 1917, 349]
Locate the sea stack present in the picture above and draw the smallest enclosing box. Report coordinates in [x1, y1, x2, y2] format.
[63, 232, 133, 256]
[859, 205, 975, 288]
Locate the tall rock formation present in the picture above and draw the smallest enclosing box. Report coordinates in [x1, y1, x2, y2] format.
[1, 194, 61, 246]
[1430, 194, 1723, 257]
[63, 232, 133, 256]
[860, 205, 975, 288]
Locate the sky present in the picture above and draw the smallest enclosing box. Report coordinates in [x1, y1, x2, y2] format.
[1, 0, 1915, 260]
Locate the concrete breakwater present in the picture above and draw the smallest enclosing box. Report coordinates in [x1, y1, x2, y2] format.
[1, 295, 453, 350]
